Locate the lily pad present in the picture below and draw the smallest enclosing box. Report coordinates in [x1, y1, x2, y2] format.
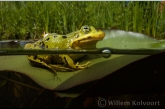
[97, 29, 160, 49]
[0, 29, 164, 98]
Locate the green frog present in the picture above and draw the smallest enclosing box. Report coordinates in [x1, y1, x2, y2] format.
[24, 25, 105, 75]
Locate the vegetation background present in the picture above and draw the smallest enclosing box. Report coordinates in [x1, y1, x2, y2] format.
[0, 1, 165, 40]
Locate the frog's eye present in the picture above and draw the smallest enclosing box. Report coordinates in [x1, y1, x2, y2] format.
[62, 35, 67, 38]
[54, 35, 57, 38]
[82, 25, 90, 33]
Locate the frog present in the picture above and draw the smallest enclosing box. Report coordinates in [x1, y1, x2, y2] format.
[24, 25, 105, 76]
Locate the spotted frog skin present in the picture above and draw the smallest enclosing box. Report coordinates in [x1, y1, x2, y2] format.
[24, 25, 105, 75]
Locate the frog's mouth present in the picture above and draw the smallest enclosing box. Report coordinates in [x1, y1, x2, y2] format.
[71, 31, 105, 49]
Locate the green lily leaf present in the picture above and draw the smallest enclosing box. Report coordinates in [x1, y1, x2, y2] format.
[0, 29, 164, 98]
[97, 29, 161, 49]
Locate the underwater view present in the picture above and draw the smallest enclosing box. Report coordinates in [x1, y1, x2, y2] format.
[0, 1, 165, 108]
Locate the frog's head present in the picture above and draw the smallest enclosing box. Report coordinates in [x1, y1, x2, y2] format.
[70, 25, 105, 49]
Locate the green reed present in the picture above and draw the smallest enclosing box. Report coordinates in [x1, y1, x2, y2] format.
[0, 1, 165, 40]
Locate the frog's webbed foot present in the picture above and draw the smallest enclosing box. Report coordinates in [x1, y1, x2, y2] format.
[60, 55, 91, 70]
[75, 61, 91, 69]
[49, 74, 61, 82]
[28, 56, 61, 81]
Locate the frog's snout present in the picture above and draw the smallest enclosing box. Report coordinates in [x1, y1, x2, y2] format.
[97, 30, 105, 40]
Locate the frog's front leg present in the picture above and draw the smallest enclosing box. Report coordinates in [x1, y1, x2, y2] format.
[59, 55, 91, 70]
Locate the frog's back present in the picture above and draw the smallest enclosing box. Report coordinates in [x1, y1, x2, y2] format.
[41, 34, 74, 49]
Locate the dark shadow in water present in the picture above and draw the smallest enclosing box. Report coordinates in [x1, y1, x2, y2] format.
[79, 51, 165, 97]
